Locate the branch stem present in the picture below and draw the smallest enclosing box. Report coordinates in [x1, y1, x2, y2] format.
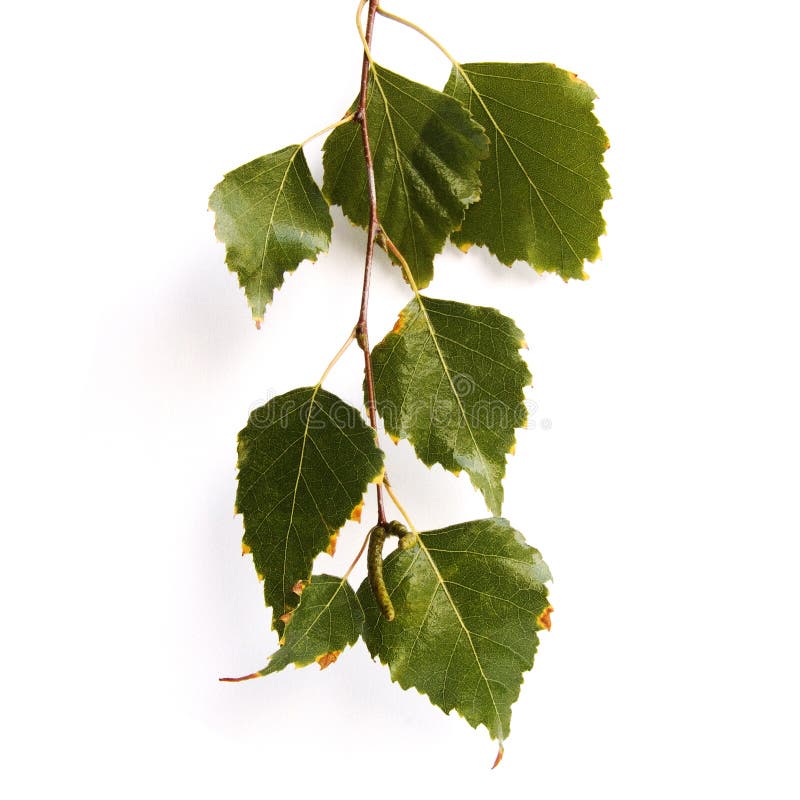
[355, 0, 387, 528]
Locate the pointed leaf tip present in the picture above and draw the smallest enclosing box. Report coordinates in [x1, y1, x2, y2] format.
[219, 671, 261, 683]
[492, 745, 505, 769]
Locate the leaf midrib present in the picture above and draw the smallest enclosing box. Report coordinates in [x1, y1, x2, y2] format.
[416, 533, 504, 739]
[412, 297, 496, 508]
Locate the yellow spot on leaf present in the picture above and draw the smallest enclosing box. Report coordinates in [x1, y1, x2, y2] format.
[391, 313, 406, 335]
[519, 338, 529, 350]
[537, 605, 554, 631]
[326, 531, 339, 556]
[241, 542, 252, 556]
[388, 433, 400, 446]
[350, 500, 365, 524]
[316, 650, 342, 670]
[372, 467, 386, 485]
[256, 572, 264, 582]
[457, 240, 473, 253]
[509, 443, 516, 456]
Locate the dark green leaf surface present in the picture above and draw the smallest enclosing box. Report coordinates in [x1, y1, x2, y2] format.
[236, 575, 364, 678]
[358, 518, 552, 744]
[370, 296, 531, 515]
[236, 387, 383, 632]
[323, 64, 488, 287]
[444, 63, 610, 279]
[209, 146, 332, 324]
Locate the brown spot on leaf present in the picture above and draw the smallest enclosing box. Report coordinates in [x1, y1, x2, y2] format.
[292, 580, 306, 596]
[567, 71, 587, 87]
[537, 605, 554, 631]
[350, 500, 365, 524]
[391, 313, 406, 335]
[280, 611, 293, 626]
[316, 650, 342, 670]
[326, 531, 339, 556]
[255, 318, 262, 330]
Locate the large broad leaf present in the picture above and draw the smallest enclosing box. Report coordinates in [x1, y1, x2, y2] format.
[444, 63, 610, 280]
[236, 387, 384, 632]
[322, 64, 489, 287]
[223, 575, 364, 680]
[370, 296, 531, 516]
[209, 145, 333, 325]
[358, 518, 552, 747]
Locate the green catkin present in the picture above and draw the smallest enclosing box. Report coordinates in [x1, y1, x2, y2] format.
[367, 525, 395, 621]
[387, 519, 418, 550]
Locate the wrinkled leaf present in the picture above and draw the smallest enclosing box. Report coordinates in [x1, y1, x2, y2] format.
[323, 64, 488, 287]
[210, 145, 332, 324]
[444, 63, 610, 279]
[358, 518, 552, 744]
[237, 387, 383, 632]
[370, 296, 531, 515]
[225, 575, 364, 679]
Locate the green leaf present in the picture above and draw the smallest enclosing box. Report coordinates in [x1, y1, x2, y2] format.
[358, 518, 552, 745]
[209, 145, 333, 325]
[236, 387, 384, 632]
[225, 575, 364, 679]
[443, 63, 610, 279]
[370, 296, 531, 516]
[322, 64, 489, 288]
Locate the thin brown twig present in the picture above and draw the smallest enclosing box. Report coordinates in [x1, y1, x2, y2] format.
[354, 0, 387, 527]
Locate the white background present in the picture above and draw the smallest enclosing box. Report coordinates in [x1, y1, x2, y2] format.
[2, 0, 798, 797]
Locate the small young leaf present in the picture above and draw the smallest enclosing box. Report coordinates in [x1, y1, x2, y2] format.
[444, 63, 610, 279]
[209, 146, 333, 325]
[357, 518, 552, 744]
[224, 575, 364, 680]
[237, 388, 384, 632]
[370, 296, 531, 515]
[323, 64, 489, 287]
